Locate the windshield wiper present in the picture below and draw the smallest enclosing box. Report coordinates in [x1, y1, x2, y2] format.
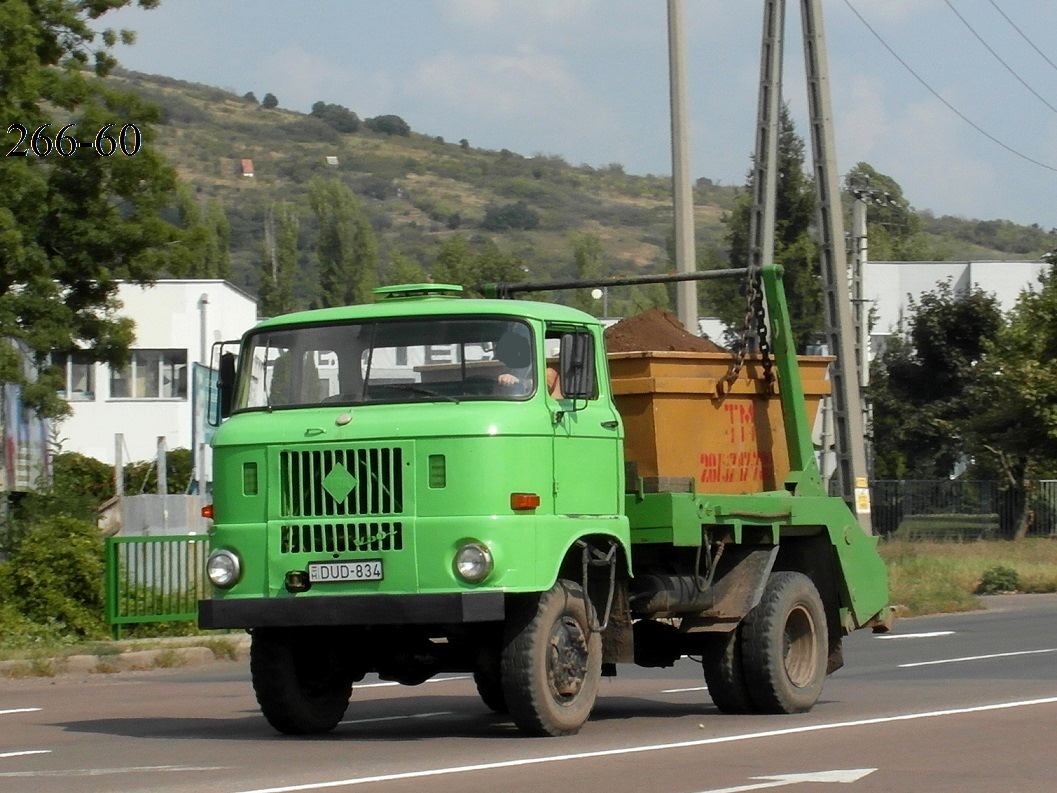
[377, 384, 461, 404]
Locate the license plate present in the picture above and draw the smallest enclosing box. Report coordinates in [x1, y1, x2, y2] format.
[308, 559, 383, 583]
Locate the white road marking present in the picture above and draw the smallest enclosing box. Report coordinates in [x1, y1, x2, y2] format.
[229, 695, 1057, 793]
[875, 631, 954, 640]
[356, 675, 471, 689]
[662, 685, 709, 693]
[0, 765, 227, 778]
[899, 647, 1057, 668]
[0, 751, 51, 759]
[0, 708, 42, 716]
[340, 711, 452, 726]
[694, 768, 876, 793]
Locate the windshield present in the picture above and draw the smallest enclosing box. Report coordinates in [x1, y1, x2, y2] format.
[233, 316, 537, 410]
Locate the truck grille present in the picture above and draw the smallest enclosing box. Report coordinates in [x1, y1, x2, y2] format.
[279, 446, 405, 518]
[280, 521, 404, 554]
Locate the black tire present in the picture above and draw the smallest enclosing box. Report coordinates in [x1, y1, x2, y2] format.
[500, 580, 602, 736]
[250, 629, 352, 735]
[740, 571, 827, 714]
[700, 626, 755, 714]
[473, 667, 509, 714]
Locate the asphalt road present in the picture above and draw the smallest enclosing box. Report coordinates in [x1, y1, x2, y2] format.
[3, 593, 1057, 793]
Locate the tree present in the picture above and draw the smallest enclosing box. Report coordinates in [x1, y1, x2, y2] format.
[712, 105, 822, 352]
[382, 251, 427, 286]
[310, 101, 360, 133]
[430, 235, 525, 297]
[0, 0, 181, 418]
[170, 186, 231, 279]
[258, 203, 300, 318]
[365, 114, 410, 137]
[242, 91, 258, 104]
[961, 264, 1057, 537]
[569, 233, 603, 314]
[844, 163, 926, 261]
[261, 92, 278, 109]
[481, 201, 540, 231]
[868, 280, 1003, 479]
[308, 177, 378, 307]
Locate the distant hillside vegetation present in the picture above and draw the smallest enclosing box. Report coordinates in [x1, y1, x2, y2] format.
[111, 70, 1056, 308]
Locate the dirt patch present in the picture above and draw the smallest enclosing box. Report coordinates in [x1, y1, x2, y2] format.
[603, 308, 726, 353]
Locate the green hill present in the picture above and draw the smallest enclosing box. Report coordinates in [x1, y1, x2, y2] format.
[112, 70, 1056, 309]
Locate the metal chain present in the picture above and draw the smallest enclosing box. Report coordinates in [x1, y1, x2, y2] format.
[720, 268, 759, 393]
[752, 269, 775, 391]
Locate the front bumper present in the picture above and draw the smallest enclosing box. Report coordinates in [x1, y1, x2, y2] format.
[198, 591, 505, 629]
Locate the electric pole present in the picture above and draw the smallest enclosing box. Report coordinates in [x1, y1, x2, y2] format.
[799, 0, 873, 531]
[668, 0, 698, 335]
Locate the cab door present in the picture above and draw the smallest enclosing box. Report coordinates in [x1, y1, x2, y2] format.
[550, 327, 623, 516]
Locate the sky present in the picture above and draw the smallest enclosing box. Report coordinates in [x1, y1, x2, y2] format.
[103, 0, 1057, 229]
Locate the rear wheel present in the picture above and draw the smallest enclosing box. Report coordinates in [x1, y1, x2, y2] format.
[740, 572, 827, 714]
[700, 625, 755, 714]
[250, 628, 352, 734]
[500, 580, 602, 736]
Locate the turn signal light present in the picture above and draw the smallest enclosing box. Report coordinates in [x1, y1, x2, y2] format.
[510, 492, 540, 511]
[201, 504, 214, 520]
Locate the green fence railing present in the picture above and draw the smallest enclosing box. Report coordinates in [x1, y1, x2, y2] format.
[104, 534, 210, 639]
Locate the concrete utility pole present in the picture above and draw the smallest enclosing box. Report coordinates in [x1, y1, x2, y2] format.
[851, 195, 869, 391]
[799, 0, 872, 531]
[667, 0, 698, 334]
[748, 0, 784, 292]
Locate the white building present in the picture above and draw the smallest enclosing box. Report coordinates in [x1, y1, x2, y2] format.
[866, 260, 1048, 353]
[53, 280, 258, 478]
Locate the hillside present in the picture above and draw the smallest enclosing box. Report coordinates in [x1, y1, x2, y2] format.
[112, 71, 1056, 308]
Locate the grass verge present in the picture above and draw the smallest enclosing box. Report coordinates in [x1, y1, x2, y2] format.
[881, 537, 1057, 616]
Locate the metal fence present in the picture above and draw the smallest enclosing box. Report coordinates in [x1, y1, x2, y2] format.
[104, 535, 209, 639]
[870, 479, 1057, 539]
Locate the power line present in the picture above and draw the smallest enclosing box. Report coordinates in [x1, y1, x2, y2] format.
[987, 0, 1057, 77]
[841, 0, 1057, 175]
[943, 0, 1057, 115]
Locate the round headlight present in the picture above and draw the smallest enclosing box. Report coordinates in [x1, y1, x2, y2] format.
[207, 549, 242, 589]
[454, 542, 493, 583]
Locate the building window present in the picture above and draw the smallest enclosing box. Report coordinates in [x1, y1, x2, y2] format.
[52, 352, 96, 401]
[110, 349, 187, 399]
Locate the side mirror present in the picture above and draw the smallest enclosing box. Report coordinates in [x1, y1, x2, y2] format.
[218, 351, 236, 419]
[559, 332, 595, 401]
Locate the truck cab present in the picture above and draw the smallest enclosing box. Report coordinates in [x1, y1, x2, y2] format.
[201, 285, 636, 735]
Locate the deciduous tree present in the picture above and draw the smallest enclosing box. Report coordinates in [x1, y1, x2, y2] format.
[962, 264, 1057, 537]
[868, 280, 1003, 479]
[0, 0, 179, 417]
[257, 203, 300, 318]
[308, 178, 378, 307]
[569, 233, 603, 314]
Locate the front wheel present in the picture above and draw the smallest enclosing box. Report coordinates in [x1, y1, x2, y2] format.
[250, 628, 353, 735]
[740, 571, 828, 714]
[500, 580, 602, 736]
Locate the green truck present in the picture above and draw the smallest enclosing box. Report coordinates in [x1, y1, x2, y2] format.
[199, 265, 889, 737]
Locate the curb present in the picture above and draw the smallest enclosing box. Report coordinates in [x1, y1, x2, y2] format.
[0, 633, 251, 679]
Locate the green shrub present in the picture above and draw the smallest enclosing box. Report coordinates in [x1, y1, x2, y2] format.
[977, 565, 1022, 595]
[8, 516, 106, 639]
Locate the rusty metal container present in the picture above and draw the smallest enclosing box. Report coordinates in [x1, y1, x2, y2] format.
[607, 351, 833, 494]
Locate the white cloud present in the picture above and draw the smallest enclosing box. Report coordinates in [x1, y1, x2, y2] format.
[410, 47, 580, 118]
[444, 0, 596, 31]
